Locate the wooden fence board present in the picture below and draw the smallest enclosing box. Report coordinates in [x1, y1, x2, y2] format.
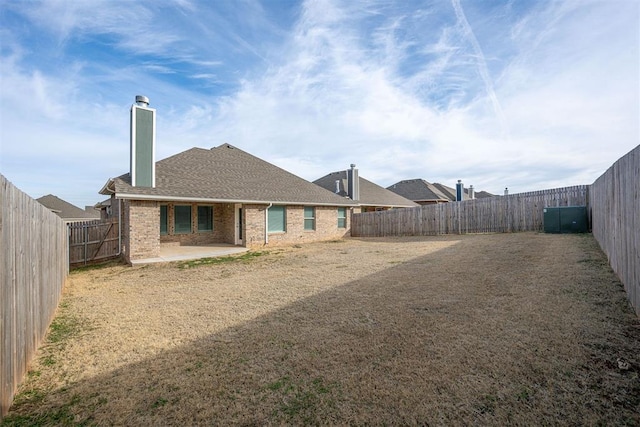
[68, 219, 120, 266]
[351, 185, 589, 238]
[1, 175, 68, 418]
[590, 145, 639, 315]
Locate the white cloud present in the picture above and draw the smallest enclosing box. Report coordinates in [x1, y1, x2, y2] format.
[0, 0, 637, 206]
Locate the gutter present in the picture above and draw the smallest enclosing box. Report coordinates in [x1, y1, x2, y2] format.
[99, 179, 116, 195]
[111, 192, 357, 207]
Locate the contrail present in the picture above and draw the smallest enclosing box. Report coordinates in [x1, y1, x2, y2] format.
[451, 0, 509, 139]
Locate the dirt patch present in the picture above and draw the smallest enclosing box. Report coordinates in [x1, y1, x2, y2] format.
[4, 233, 640, 425]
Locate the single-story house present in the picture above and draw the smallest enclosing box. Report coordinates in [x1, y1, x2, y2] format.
[387, 179, 493, 205]
[99, 142, 358, 263]
[37, 194, 100, 222]
[314, 165, 418, 212]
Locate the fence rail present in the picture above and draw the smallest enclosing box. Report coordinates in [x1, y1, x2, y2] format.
[68, 219, 120, 266]
[352, 185, 589, 237]
[1, 175, 68, 417]
[590, 145, 639, 315]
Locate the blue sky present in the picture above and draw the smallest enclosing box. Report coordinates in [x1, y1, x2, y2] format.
[1, 0, 638, 208]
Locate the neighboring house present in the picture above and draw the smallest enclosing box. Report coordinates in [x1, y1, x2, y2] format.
[100, 142, 357, 262]
[37, 194, 100, 222]
[94, 198, 113, 220]
[387, 179, 493, 205]
[314, 165, 419, 212]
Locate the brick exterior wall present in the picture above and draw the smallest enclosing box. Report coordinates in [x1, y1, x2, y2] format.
[159, 202, 235, 246]
[244, 204, 267, 247]
[244, 204, 352, 249]
[122, 200, 354, 261]
[123, 200, 161, 262]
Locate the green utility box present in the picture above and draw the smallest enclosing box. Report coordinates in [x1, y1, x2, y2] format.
[543, 206, 589, 233]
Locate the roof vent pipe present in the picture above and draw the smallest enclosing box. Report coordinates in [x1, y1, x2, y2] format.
[504, 187, 509, 196]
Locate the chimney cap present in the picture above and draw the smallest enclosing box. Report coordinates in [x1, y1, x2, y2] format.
[350, 163, 356, 168]
[135, 95, 149, 107]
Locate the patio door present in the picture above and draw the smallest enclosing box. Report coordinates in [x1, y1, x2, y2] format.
[235, 204, 243, 245]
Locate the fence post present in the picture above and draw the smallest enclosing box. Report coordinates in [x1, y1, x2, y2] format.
[83, 225, 88, 265]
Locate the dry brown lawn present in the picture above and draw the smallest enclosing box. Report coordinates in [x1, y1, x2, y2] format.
[4, 233, 640, 425]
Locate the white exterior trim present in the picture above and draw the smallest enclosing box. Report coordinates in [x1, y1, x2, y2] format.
[113, 192, 356, 207]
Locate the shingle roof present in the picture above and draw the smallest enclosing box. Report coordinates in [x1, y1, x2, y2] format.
[388, 179, 493, 202]
[37, 195, 100, 220]
[431, 183, 461, 201]
[387, 179, 452, 202]
[314, 171, 418, 208]
[101, 144, 356, 206]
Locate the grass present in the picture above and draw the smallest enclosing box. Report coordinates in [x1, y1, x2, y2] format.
[3, 234, 640, 425]
[176, 250, 266, 269]
[267, 376, 337, 423]
[70, 259, 126, 274]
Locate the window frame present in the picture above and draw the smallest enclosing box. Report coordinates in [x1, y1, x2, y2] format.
[337, 207, 347, 228]
[304, 206, 316, 231]
[160, 205, 168, 235]
[197, 205, 214, 232]
[268, 205, 286, 233]
[174, 205, 192, 234]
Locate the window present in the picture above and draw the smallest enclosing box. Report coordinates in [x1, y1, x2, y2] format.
[337, 207, 347, 228]
[197, 206, 213, 232]
[268, 205, 286, 233]
[160, 205, 168, 235]
[174, 205, 192, 234]
[304, 206, 315, 231]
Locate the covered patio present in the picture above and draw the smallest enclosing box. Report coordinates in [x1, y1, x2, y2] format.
[131, 243, 248, 265]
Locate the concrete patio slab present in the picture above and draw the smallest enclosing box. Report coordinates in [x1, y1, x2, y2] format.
[131, 244, 248, 265]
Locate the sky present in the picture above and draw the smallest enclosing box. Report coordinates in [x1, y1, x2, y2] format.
[1, 0, 638, 208]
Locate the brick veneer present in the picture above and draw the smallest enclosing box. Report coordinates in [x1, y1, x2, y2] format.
[123, 200, 160, 261]
[122, 200, 354, 262]
[244, 204, 352, 248]
[159, 203, 235, 246]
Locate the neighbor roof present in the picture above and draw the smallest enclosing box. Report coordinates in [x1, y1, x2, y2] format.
[314, 171, 418, 208]
[37, 194, 100, 220]
[100, 144, 356, 206]
[387, 179, 452, 203]
[388, 179, 493, 202]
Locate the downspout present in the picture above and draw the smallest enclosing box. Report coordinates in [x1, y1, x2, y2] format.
[265, 203, 272, 245]
[116, 198, 122, 256]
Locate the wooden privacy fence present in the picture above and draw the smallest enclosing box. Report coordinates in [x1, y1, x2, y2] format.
[351, 185, 589, 237]
[1, 175, 68, 417]
[68, 218, 120, 266]
[590, 144, 639, 316]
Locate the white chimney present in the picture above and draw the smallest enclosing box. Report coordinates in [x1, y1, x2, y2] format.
[468, 185, 475, 200]
[504, 187, 509, 196]
[130, 95, 156, 188]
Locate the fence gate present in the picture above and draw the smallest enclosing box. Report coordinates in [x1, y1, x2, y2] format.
[68, 219, 120, 266]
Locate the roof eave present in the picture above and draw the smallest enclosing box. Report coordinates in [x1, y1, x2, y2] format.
[114, 192, 357, 207]
[99, 179, 116, 196]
